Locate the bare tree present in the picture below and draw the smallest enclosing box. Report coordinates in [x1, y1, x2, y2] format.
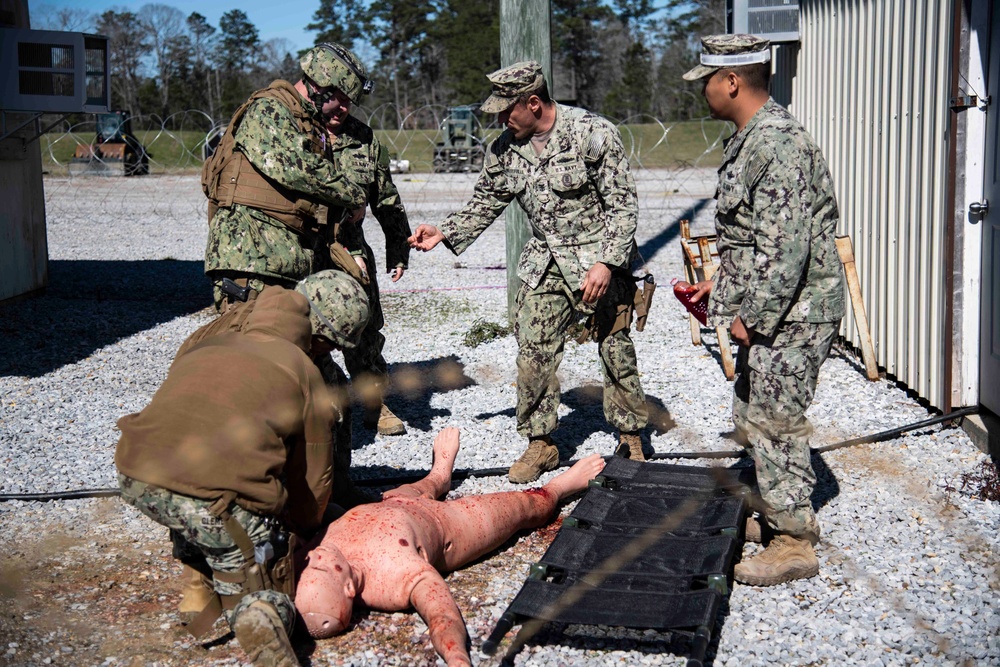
[139, 3, 186, 117]
[187, 12, 219, 121]
[254, 38, 299, 88]
[96, 10, 151, 117]
[32, 3, 94, 31]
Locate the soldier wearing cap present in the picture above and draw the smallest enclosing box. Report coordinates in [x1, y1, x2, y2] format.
[116, 271, 371, 666]
[318, 44, 412, 437]
[683, 35, 845, 586]
[409, 61, 649, 483]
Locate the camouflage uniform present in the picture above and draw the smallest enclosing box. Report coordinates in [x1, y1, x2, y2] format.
[119, 475, 296, 629]
[328, 115, 411, 400]
[707, 84, 845, 542]
[204, 86, 366, 309]
[440, 62, 648, 438]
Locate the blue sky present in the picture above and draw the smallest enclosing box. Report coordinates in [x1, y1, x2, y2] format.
[31, 1, 680, 58]
[30, 0, 322, 52]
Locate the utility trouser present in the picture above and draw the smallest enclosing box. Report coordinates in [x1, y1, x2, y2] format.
[513, 263, 648, 438]
[118, 475, 296, 633]
[732, 320, 839, 544]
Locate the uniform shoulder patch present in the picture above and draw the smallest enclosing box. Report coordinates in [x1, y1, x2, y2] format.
[484, 146, 501, 171]
[746, 152, 772, 188]
[585, 130, 609, 163]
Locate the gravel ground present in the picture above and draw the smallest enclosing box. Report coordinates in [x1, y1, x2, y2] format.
[0, 171, 997, 667]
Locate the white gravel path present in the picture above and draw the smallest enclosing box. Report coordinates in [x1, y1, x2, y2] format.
[0, 171, 996, 666]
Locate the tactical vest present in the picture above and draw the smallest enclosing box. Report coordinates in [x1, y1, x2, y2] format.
[202, 80, 325, 234]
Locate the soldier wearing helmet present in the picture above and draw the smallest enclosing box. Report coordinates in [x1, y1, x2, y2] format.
[202, 43, 376, 313]
[302, 43, 413, 437]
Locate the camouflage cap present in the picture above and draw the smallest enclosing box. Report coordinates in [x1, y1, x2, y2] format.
[300, 43, 374, 103]
[295, 270, 370, 349]
[682, 34, 771, 81]
[481, 60, 546, 113]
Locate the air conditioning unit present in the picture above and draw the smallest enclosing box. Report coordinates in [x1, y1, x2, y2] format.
[730, 0, 800, 43]
[0, 28, 110, 113]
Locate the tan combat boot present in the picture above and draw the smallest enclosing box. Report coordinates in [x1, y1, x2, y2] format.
[178, 565, 216, 624]
[744, 514, 770, 544]
[734, 534, 819, 586]
[364, 404, 406, 435]
[508, 436, 560, 484]
[233, 600, 300, 667]
[615, 431, 646, 461]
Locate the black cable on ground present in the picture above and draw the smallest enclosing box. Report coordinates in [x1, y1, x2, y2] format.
[0, 488, 123, 502]
[811, 405, 977, 453]
[0, 407, 978, 501]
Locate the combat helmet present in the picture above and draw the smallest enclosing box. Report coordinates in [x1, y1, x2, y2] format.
[300, 43, 374, 104]
[295, 270, 370, 349]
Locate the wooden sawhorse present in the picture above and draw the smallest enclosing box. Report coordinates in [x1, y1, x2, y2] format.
[679, 220, 735, 380]
[678, 221, 879, 382]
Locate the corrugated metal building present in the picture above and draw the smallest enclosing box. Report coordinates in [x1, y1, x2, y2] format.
[747, 0, 997, 422]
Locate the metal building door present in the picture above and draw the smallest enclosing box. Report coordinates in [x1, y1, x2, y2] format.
[981, 4, 1000, 413]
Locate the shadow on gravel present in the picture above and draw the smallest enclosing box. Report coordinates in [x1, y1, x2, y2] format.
[716, 434, 842, 513]
[347, 356, 478, 445]
[635, 198, 711, 265]
[0, 259, 212, 377]
[473, 385, 677, 458]
[692, 331, 735, 378]
[810, 452, 841, 511]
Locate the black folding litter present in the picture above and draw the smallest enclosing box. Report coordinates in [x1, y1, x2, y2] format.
[483, 457, 752, 666]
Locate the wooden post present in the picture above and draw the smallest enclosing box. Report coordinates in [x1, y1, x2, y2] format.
[836, 235, 880, 381]
[679, 220, 702, 345]
[501, 0, 551, 324]
[698, 239, 735, 380]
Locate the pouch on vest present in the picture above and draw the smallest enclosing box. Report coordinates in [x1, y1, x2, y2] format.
[329, 242, 370, 286]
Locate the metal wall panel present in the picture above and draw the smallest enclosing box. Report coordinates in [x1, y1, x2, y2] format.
[783, 0, 954, 408]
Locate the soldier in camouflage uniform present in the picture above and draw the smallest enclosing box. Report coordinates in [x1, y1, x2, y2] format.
[116, 273, 370, 667]
[684, 35, 846, 586]
[203, 43, 376, 309]
[321, 73, 412, 436]
[410, 61, 649, 483]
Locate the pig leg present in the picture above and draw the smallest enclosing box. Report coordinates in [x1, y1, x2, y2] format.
[383, 427, 460, 501]
[434, 453, 605, 571]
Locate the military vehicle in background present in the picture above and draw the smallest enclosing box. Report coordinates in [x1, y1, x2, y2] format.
[389, 153, 410, 174]
[432, 105, 484, 173]
[70, 111, 150, 176]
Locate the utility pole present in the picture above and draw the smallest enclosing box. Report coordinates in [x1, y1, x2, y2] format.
[499, 0, 551, 322]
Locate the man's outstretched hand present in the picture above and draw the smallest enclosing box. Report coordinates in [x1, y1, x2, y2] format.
[409, 224, 445, 251]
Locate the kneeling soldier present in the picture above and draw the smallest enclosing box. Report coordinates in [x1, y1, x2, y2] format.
[115, 271, 368, 666]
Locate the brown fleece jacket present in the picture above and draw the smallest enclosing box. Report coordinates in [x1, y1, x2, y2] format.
[115, 287, 335, 532]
